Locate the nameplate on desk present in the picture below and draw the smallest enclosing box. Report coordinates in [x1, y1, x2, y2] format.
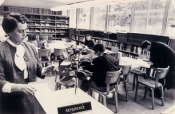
[57, 102, 92, 114]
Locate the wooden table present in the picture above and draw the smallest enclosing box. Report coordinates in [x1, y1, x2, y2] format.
[34, 88, 114, 114]
[120, 57, 151, 69]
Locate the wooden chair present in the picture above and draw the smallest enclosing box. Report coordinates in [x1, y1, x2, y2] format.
[119, 64, 131, 102]
[130, 66, 147, 91]
[134, 66, 169, 110]
[54, 48, 65, 61]
[38, 49, 51, 67]
[88, 68, 122, 113]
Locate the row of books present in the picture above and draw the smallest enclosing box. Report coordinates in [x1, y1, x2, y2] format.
[28, 29, 68, 33]
[28, 23, 68, 28]
[27, 35, 54, 41]
[2, 6, 62, 15]
[72, 29, 170, 46]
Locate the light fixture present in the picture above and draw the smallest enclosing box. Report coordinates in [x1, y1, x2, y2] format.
[0, 0, 5, 6]
[51, 0, 144, 11]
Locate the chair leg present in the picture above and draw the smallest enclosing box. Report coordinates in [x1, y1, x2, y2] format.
[124, 83, 129, 102]
[102, 95, 107, 106]
[134, 82, 139, 101]
[114, 91, 119, 113]
[98, 94, 103, 103]
[55, 83, 58, 90]
[132, 74, 136, 91]
[58, 84, 61, 90]
[151, 88, 155, 110]
[88, 89, 92, 96]
[144, 86, 148, 99]
[160, 86, 164, 106]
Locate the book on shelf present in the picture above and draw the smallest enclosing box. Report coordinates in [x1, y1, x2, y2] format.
[95, 39, 99, 44]
[109, 42, 113, 48]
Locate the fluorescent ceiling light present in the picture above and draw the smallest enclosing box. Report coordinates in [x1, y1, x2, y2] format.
[51, 0, 144, 11]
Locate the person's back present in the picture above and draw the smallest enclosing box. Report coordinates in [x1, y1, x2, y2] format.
[150, 42, 175, 68]
[87, 53, 120, 87]
[150, 42, 175, 89]
[141, 40, 175, 90]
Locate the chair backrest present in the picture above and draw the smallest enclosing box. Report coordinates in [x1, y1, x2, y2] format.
[105, 68, 122, 94]
[154, 66, 169, 87]
[105, 68, 122, 84]
[120, 64, 131, 82]
[111, 46, 118, 54]
[120, 64, 131, 76]
[38, 49, 51, 58]
[54, 48, 65, 57]
[54, 48, 65, 61]
[155, 66, 169, 79]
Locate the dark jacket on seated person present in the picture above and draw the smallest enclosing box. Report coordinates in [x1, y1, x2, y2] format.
[83, 53, 120, 87]
[84, 40, 95, 49]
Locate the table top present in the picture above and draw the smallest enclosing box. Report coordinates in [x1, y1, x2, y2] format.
[161, 105, 175, 114]
[120, 57, 151, 69]
[34, 88, 114, 114]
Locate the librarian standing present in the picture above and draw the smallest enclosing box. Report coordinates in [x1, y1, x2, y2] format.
[141, 40, 175, 95]
[0, 13, 54, 114]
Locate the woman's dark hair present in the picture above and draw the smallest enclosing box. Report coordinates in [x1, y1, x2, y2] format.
[93, 44, 105, 53]
[2, 13, 28, 34]
[141, 40, 151, 49]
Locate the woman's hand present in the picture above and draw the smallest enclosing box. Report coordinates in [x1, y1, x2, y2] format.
[11, 84, 36, 95]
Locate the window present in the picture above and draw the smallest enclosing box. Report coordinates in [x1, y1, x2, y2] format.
[92, 5, 107, 31]
[146, 0, 167, 35]
[98, 5, 107, 31]
[92, 7, 99, 30]
[78, 8, 90, 29]
[133, 1, 149, 33]
[108, 3, 132, 32]
[166, 0, 175, 38]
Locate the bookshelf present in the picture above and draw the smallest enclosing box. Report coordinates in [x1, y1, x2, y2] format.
[70, 28, 171, 59]
[0, 6, 70, 48]
[25, 14, 69, 42]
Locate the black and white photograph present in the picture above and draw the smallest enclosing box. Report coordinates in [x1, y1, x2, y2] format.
[0, 0, 175, 114]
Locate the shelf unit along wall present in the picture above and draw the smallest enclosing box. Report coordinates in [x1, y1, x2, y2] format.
[70, 28, 171, 59]
[0, 6, 70, 48]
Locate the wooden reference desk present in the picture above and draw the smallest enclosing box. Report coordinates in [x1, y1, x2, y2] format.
[34, 88, 114, 114]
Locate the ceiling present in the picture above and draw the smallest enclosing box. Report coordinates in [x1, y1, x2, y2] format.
[1, 0, 93, 9]
[1, 0, 143, 9]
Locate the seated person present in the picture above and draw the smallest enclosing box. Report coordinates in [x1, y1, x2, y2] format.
[84, 34, 95, 49]
[80, 44, 120, 92]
